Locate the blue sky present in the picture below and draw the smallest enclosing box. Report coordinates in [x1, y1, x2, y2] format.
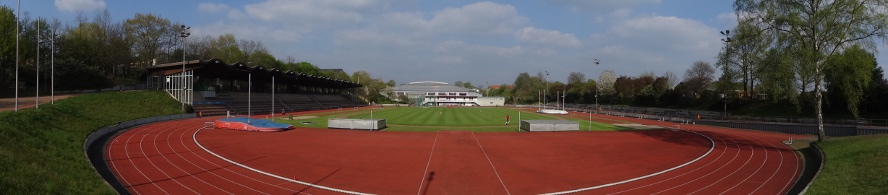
[5, 0, 887, 86]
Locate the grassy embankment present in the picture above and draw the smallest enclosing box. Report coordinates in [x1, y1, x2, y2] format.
[0, 90, 182, 194]
[281, 107, 625, 132]
[806, 134, 888, 194]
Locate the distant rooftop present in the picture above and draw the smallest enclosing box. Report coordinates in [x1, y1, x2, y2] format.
[393, 81, 475, 92]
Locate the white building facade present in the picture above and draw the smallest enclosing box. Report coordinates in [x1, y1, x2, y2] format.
[392, 81, 504, 106]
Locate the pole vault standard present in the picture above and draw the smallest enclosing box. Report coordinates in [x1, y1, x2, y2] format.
[248, 73, 252, 124]
[271, 76, 275, 120]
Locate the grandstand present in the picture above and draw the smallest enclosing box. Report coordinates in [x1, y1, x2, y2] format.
[391, 81, 504, 106]
[147, 59, 363, 116]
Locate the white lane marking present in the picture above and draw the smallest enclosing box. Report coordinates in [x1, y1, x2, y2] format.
[472, 131, 511, 195]
[141, 123, 197, 193]
[174, 122, 293, 194]
[155, 122, 232, 194]
[416, 131, 440, 195]
[541, 130, 716, 195]
[192, 127, 374, 195]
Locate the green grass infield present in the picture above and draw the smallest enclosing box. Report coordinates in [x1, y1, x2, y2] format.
[278, 107, 625, 132]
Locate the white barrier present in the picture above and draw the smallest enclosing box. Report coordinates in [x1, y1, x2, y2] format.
[328, 118, 387, 130]
[520, 120, 579, 131]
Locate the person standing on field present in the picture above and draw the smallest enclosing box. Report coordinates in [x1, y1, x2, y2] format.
[505, 114, 511, 126]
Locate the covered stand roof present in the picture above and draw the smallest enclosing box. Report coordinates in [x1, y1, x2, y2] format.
[147, 59, 361, 89]
[392, 81, 476, 93]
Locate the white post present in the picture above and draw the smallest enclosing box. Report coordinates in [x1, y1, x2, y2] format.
[589, 111, 592, 131]
[35, 19, 39, 108]
[518, 111, 521, 132]
[15, 0, 20, 111]
[271, 76, 275, 120]
[51, 29, 55, 104]
[248, 73, 252, 124]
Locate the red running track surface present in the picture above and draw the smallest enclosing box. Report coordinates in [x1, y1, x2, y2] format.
[106, 112, 805, 194]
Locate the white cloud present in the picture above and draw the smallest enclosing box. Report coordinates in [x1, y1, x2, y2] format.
[426, 2, 528, 35]
[514, 27, 581, 47]
[54, 0, 105, 12]
[198, 21, 302, 46]
[544, 0, 661, 12]
[332, 2, 530, 52]
[197, 3, 247, 20]
[585, 16, 723, 78]
[197, 3, 230, 13]
[243, 0, 382, 29]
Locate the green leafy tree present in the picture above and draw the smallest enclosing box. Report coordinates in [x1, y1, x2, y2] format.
[717, 18, 770, 97]
[124, 13, 175, 66]
[682, 61, 715, 95]
[735, 0, 888, 141]
[823, 45, 874, 118]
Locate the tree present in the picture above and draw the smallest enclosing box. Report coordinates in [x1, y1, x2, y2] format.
[717, 18, 770, 97]
[597, 70, 616, 95]
[823, 45, 874, 118]
[462, 82, 475, 89]
[662, 71, 678, 89]
[0, 6, 16, 91]
[512, 72, 543, 104]
[683, 61, 715, 95]
[736, 0, 888, 141]
[567, 72, 585, 86]
[124, 13, 175, 66]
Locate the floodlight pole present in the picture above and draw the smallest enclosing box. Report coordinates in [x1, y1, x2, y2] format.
[271, 76, 275, 120]
[14, 0, 20, 111]
[248, 73, 252, 124]
[35, 19, 39, 108]
[51, 29, 55, 104]
[179, 25, 191, 113]
[544, 71, 549, 110]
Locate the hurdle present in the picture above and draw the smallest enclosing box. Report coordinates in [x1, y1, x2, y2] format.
[783, 136, 793, 145]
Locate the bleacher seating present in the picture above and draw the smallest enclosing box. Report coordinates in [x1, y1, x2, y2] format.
[198, 92, 360, 115]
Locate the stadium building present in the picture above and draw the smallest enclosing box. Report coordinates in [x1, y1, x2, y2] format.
[146, 59, 362, 116]
[392, 81, 504, 106]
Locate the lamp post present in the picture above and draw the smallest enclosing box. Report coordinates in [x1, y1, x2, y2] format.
[720, 30, 730, 119]
[35, 18, 40, 108]
[179, 25, 191, 113]
[544, 71, 549, 110]
[14, 0, 20, 111]
[592, 58, 601, 112]
[720, 93, 727, 119]
[51, 29, 56, 104]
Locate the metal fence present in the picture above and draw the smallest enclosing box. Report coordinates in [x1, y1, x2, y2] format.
[696, 120, 888, 137]
[519, 103, 888, 137]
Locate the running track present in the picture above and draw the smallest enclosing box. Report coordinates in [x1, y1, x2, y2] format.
[106, 111, 806, 194]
